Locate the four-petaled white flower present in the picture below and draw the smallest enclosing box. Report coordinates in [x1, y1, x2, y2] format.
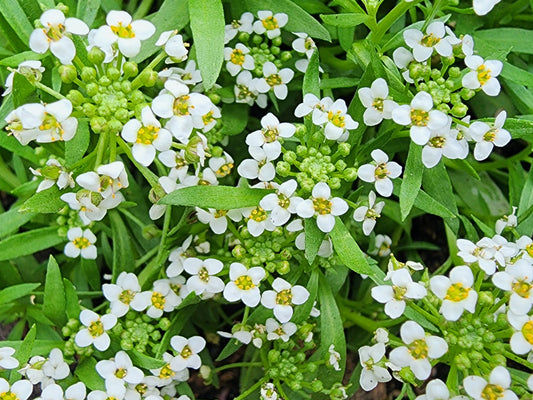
[495, 206, 518, 234]
[493, 259, 533, 315]
[122, 106, 172, 167]
[30, 9, 89, 64]
[41, 382, 87, 400]
[265, 318, 297, 342]
[170, 335, 206, 371]
[243, 206, 276, 237]
[130, 279, 181, 318]
[358, 343, 392, 391]
[388, 321, 448, 381]
[294, 94, 329, 125]
[237, 146, 277, 182]
[96, 351, 144, 385]
[429, 265, 478, 321]
[371, 268, 427, 319]
[93, 10, 155, 57]
[196, 208, 242, 235]
[156, 31, 188, 62]
[296, 182, 348, 233]
[225, 43, 255, 76]
[225, 12, 254, 43]
[246, 113, 295, 159]
[321, 98, 358, 141]
[421, 124, 468, 168]
[508, 312, 533, 355]
[403, 21, 453, 62]
[256, 62, 294, 100]
[260, 179, 302, 226]
[261, 277, 310, 323]
[64, 227, 97, 260]
[292, 32, 316, 58]
[253, 11, 288, 39]
[75, 310, 117, 351]
[415, 378, 469, 400]
[0, 378, 33, 400]
[223, 263, 265, 307]
[463, 366, 517, 400]
[235, 70, 267, 108]
[327, 344, 342, 371]
[30, 158, 74, 193]
[261, 382, 279, 400]
[357, 149, 402, 197]
[353, 191, 385, 236]
[3, 61, 44, 97]
[358, 78, 398, 126]
[184, 257, 225, 296]
[468, 111, 510, 161]
[166, 236, 193, 278]
[0, 347, 18, 370]
[103, 271, 141, 317]
[463, 55, 502, 96]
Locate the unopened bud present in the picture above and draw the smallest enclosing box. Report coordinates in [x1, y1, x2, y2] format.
[59, 64, 77, 83]
[88, 46, 106, 65]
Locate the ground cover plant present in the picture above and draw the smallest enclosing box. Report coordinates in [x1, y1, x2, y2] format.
[0, 0, 533, 398]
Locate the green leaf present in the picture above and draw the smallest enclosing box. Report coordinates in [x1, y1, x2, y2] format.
[501, 62, 533, 87]
[43, 255, 67, 326]
[128, 349, 166, 369]
[302, 49, 320, 98]
[9, 324, 36, 383]
[63, 278, 80, 320]
[400, 142, 423, 220]
[81, 258, 101, 290]
[393, 178, 456, 219]
[189, 0, 225, 90]
[0, 226, 63, 261]
[320, 77, 359, 89]
[65, 120, 90, 168]
[12, 73, 35, 108]
[19, 186, 66, 214]
[243, 0, 330, 41]
[320, 12, 368, 27]
[292, 269, 319, 323]
[519, 165, 533, 217]
[160, 185, 273, 209]
[220, 103, 249, 136]
[474, 28, 533, 55]
[75, 357, 105, 391]
[0, 206, 35, 238]
[0, 283, 40, 304]
[0, 0, 34, 44]
[423, 163, 459, 232]
[505, 117, 533, 141]
[0, 51, 46, 67]
[110, 211, 135, 280]
[76, 0, 101, 27]
[156, 306, 198, 358]
[330, 218, 385, 283]
[304, 218, 324, 265]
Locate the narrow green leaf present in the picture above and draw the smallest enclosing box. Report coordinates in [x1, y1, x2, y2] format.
[505, 118, 533, 141]
[156, 306, 198, 358]
[75, 357, 105, 391]
[65, 120, 90, 168]
[9, 324, 36, 383]
[63, 278, 80, 320]
[243, 0, 331, 41]
[0, 206, 35, 238]
[393, 178, 456, 219]
[0, 51, 46, 67]
[400, 142, 423, 220]
[160, 185, 273, 209]
[12, 73, 35, 108]
[519, 165, 533, 217]
[189, 0, 225, 90]
[128, 349, 166, 369]
[501, 62, 533, 87]
[76, 0, 101, 27]
[0, 0, 34, 44]
[0, 227, 63, 261]
[320, 77, 359, 89]
[292, 270, 319, 323]
[216, 337, 244, 362]
[471, 215, 495, 237]
[43, 255, 67, 326]
[304, 218, 324, 265]
[330, 218, 385, 283]
[474, 28, 533, 55]
[0, 283, 40, 304]
[320, 12, 368, 27]
[20, 186, 66, 214]
[302, 49, 320, 98]
[81, 258, 100, 290]
[220, 103, 249, 136]
[110, 211, 135, 280]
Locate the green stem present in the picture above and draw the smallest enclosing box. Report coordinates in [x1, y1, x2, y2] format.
[167, 207, 191, 237]
[214, 362, 263, 373]
[135, 245, 160, 268]
[94, 131, 107, 167]
[109, 131, 117, 162]
[73, 56, 86, 71]
[227, 220, 246, 248]
[119, 208, 147, 229]
[233, 377, 268, 400]
[370, 0, 423, 44]
[131, 51, 167, 90]
[504, 350, 533, 370]
[133, 0, 155, 19]
[157, 207, 172, 261]
[409, 302, 441, 326]
[242, 306, 250, 325]
[34, 82, 65, 100]
[421, 0, 445, 31]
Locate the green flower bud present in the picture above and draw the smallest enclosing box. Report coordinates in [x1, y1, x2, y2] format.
[300, 177, 315, 192]
[448, 67, 461, 78]
[56, 216, 67, 225]
[81, 67, 97, 82]
[460, 87, 476, 101]
[409, 63, 424, 79]
[268, 349, 280, 363]
[478, 291, 494, 307]
[238, 31, 250, 42]
[86, 83, 99, 97]
[327, 177, 341, 190]
[90, 116, 107, 133]
[308, 147, 318, 156]
[122, 61, 138, 78]
[59, 64, 77, 83]
[106, 67, 120, 81]
[130, 90, 145, 104]
[277, 261, 290, 274]
[99, 76, 111, 87]
[108, 119, 123, 134]
[335, 160, 347, 171]
[62, 326, 72, 337]
[88, 46, 106, 65]
[451, 103, 468, 118]
[265, 261, 277, 273]
[232, 244, 246, 259]
[82, 103, 96, 117]
[67, 89, 85, 106]
[436, 77, 446, 85]
[430, 69, 441, 80]
[115, 108, 131, 123]
[143, 224, 161, 240]
[260, 43, 269, 50]
[436, 103, 450, 113]
[274, 59, 283, 69]
[283, 150, 297, 164]
[271, 46, 280, 55]
[276, 161, 291, 176]
[208, 92, 221, 104]
[311, 380, 323, 392]
[149, 185, 166, 204]
[281, 51, 292, 62]
[442, 55, 455, 65]
[397, 366, 418, 386]
[342, 168, 357, 181]
[252, 34, 263, 45]
[296, 145, 308, 157]
[270, 36, 282, 46]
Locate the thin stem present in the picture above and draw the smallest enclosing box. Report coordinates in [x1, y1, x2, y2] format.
[109, 132, 117, 162]
[135, 245, 160, 268]
[233, 377, 268, 400]
[409, 302, 442, 326]
[131, 51, 167, 90]
[119, 208, 147, 229]
[73, 56, 86, 71]
[34, 82, 65, 100]
[94, 131, 107, 168]
[168, 207, 191, 237]
[421, 0, 445, 31]
[157, 207, 172, 261]
[117, 137, 160, 187]
[370, 0, 423, 44]
[504, 350, 533, 370]
[214, 362, 262, 373]
[275, 380, 290, 400]
[133, 0, 155, 19]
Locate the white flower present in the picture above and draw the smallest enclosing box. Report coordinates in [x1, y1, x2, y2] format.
[0, 347, 18, 370]
[403, 21, 453, 62]
[353, 191, 385, 236]
[416, 379, 469, 400]
[253, 11, 288, 39]
[421, 124, 468, 168]
[170, 335, 206, 371]
[93, 10, 155, 57]
[0, 378, 33, 400]
[156, 31, 188, 62]
[388, 321, 448, 381]
[371, 234, 392, 257]
[3, 61, 44, 97]
[29, 9, 89, 64]
[209, 152, 234, 178]
[75, 310, 117, 351]
[322, 98, 358, 141]
[358, 78, 398, 126]
[374, 328, 389, 344]
[64, 227, 97, 260]
[225, 43, 255, 76]
[261, 277, 310, 323]
[393, 47, 414, 83]
[18, 356, 46, 385]
[508, 312, 533, 355]
[296, 182, 348, 233]
[327, 345, 342, 371]
[493, 259, 533, 315]
[30, 158, 74, 193]
[463, 366, 517, 400]
[260, 179, 302, 226]
[122, 106, 172, 167]
[148, 353, 189, 386]
[102, 271, 141, 317]
[473, 0, 502, 16]
[357, 149, 402, 197]
[237, 146, 276, 182]
[246, 113, 295, 159]
[166, 236, 193, 277]
[457, 235, 517, 275]
[234, 70, 267, 108]
[225, 12, 254, 43]
[242, 206, 276, 237]
[294, 94, 329, 125]
[265, 318, 297, 342]
[130, 280, 181, 318]
[255, 61, 294, 100]
[463, 55, 502, 96]
[261, 382, 278, 400]
[392, 91, 449, 145]
[184, 257, 225, 296]
[196, 208, 242, 234]
[495, 206, 518, 234]
[160, 60, 202, 86]
[371, 269, 427, 319]
[429, 265, 478, 321]
[87, 379, 126, 400]
[41, 382, 86, 400]
[41, 348, 69, 381]
[149, 170, 181, 220]
[292, 32, 316, 58]
[223, 263, 265, 307]
[96, 161, 129, 199]
[358, 343, 391, 391]
[96, 351, 144, 385]
[468, 111, 511, 161]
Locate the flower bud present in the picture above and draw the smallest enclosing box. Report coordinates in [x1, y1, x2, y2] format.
[88, 46, 106, 65]
[67, 89, 85, 106]
[99, 76, 111, 87]
[451, 103, 468, 118]
[107, 67, 121, 81]
[81, 67, 97, 82]
[237, 31, 250, 42]
[342, 167, 357, 181]
[335, 160, 347, 171]
[232, 244, 246, 259]
[327, 177, 341, 190]
[448, 67, 461, 78]
[140, 69, 158, 87]
[59, 64, 77, 83]
[252, 34, 263, 45]
[277, 261, 290, 274]
[296, 145, 308, 157]
[142, 224, 161, 240]
[281, 51, 292, 62]
[276, 161, 291, 176]
[90, 116, 107, 133]
[149, 185, 166, 204]
[122, 61, 138, 78]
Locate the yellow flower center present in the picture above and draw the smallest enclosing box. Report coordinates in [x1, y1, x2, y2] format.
[512, 280, 532, 298]
[45, 24, 66, 41]
[115, 368, 127, 379]
[173, 95, 191, 115]
[118, 289, 135, 305]
[483, 129, 497, 142]
[230, 49, 245, 65]
[275, 327, 285, 336]
[313, 197, 332, 215]
[407, 339, 428, 359]
[111, 23, 136, 39]
[215, 163, 233, 177]
[276, 289, 292, 305]
[266, 74, 282, 87]
[135, 383, 148, 395]
[263, 128, 279, 143]
[250, 207, 267, 222]
[372, 98, 384, 112]
[410, 109, 429, 126]
[481, 384, 504, 400]
[39, 114, 64, 141]
[477, 65, 492, 86]
[521, 320, 533, 345]
[202, 110, 216, 126]
[151, 291, 166, 310]
[375, 163, 390, 179]
[73, 237, 90, 249]
[235, 275, 255, 290]
[159, 364, 175, 379]
[421, 33, 440, 47]
[261, 16, 279, 30]
[526, 243, 533, 258]
[393, 285, 407, 300]
[170, 283, 183, 296]
[445, 282, 470, 302]
[429, 136, 446, 148]
[328, 110, 346, 128]
[198, 266, 210, 282]
[214, 209, 228, 218]
[304, 38, 314, 51]
[278, 193, 290, 209]
[137, 125, 159, 145]
[237, 84, 254, 100]
[88, 319, 104, 338]
[181, 344, 193, 359]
